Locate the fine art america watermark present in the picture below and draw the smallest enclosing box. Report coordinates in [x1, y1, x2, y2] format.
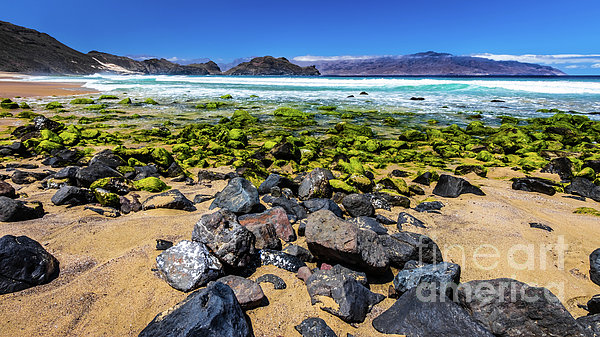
[413, 235, 569, 303]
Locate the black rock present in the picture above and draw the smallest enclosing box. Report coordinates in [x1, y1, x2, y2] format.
[142, 189, 196, 211]
[577, 314, 600, 336]
[303, 198, 343, 218]
[54, 166, 80, 180]
[349, 216, 388, 235]
[264, 195, 307, 220]
[88, 149, 125, 169]
[541, 157, 573, 181]
[155, 240, 223, 292]
[11, 170, 50, 184]
[282, 244, 315, 263]
[193, 194, 213, 204]
[591, 248, 600, 286]
[0, 235, 59, 294]
[306, 266, 385, 323]
[41, 149, 80, 168]
[512, 177, 557, 196]
[372, 288, 494, 336]
[529, 222, 553, 232]
[156, 239, 173, 250]
[390, 169, 410, 177]
[298, 168, 333, 200]
[270, 141, 301, 162]
[382, 232, 443, 268]
[51, 185, 95, 206]
[415, 201, 444, 213]
[259, 249, 306, 272]
[409, 184, 426, 195]
[413, 172, 433, 186]
[588, 295, 600, 315]
[165, 161, 184, 178]
[458, 278, 588, 337]
[32, 116, 62, 132]
[371, 191, 410, 208]
[376, 214, 396, 225]
[491, 99, 506, 102]
[138, 282, 253, 337]
[0, 196, 44, 222]
[192, 209, 255, 269]
[295, 318, 337, 337]
[410, 97, 425, 100]
[393, 262, 461, 297]
[133, 165, 160, 180]
[584, 160, 600, 174]
[454, 164, 487, 177]
[258, 173, 295, 195]
[0, 180, 16, 198]
[255, 273, 286, 289]
[365, 193, 391, 211]
[76, 163, 122, 187]
[197, 169, 231, 182]
[359, 91, 368, 95]
[210, 177, 260, 214]
[342, 193, 374, 217]
[433, 174, 485, 198]
[397, 212, 427, 230]
[566, 177, 600, 202]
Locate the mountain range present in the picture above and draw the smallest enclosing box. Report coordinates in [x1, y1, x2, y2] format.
[0, 21, 565, 76]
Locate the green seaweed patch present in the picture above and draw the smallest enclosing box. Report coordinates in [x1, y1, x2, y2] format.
[220, 94, 233, 99]
[574, 207, 600, 217]
[93, 188, 120, 208]
[84, 104, 108, 111]
[144, 98, 159, 105]
[70, 98, 95, 104]
[45, 101, 63, 110]
[133, 177, 170, 192]
[19, 102, 30, 109]
[317, 105, 337, 111]
[118, 98, 132, 105]
[100, 95, 119, 100]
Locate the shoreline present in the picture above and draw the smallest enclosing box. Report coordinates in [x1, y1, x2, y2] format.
[0, 72, 97, 98]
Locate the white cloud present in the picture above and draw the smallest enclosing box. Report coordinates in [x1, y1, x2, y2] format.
[293, 55, 380, 62]
[565, 65, 584, 69]
[472, 53, 600, 65]
[592, 63, 600, 68]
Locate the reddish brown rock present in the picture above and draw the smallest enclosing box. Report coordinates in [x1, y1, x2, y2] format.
[297, 266, 313, 283]
[216, 275, 265, 310]
[239, 206, 296, 242]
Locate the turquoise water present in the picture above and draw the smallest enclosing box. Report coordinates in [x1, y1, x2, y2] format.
[19, 75, 600, 125]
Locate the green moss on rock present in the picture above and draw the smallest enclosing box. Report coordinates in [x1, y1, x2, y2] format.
[45, 101, 63, 110]
[574, 207, 600, 217]
[70, 98, 95, 104]
[144, 98, 159, 105]
[93, 188, 120, 208]
[133, 177, 170, 192]
[329, 179, 358, 193]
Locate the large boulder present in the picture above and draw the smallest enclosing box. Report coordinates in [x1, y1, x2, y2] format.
[258, 173, 295, 195]
[298, 168, 333, 200]
[0, 196, 44, 222]
[306, 265, 385, 323]
[210, 177, 259, 214]
[349, 216, 388, 235]
[142, 189, 195, 211]
[216, 275, 265, 309]
[75, 163, 122, 187]
[541, 157, 573, 181]
[238, 206, 295, 242]
[577, 314, 600, 336]
[590, 248, 600, 286]
[294, 317, 337, 337]
[342, 193, 375, 217]
[393, 262, 461, 297]
[566, 177, 600, 202]
[512, 177, 557, 196]
[0, 180, 16, 198]
[264, 195, 307, 220]
[458, 278, 589, 337]
[156, 240, 223, 292]
[138, 282, 253, 337]
[303, 198, 344, 218]
[433, 174, 485, 198]
[380, 232, 443, 269]
[192, 209, 256, 269]
[372, 288, 494, 336]
[51, 185, 95, 206]
[88, 149, 125, 169]
[0, 235, 59, 294]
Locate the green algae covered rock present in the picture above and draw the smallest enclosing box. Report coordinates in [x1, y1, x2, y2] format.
[118, 98, 132, 105]
[518, 152, 548, 171]
[35, 140, 63, 153]
[100, 95, 119, 100]
[347, 174, 373, 192]
[70, 98, 95, 104]
[58, 132, 80, 146]
[151, 147, 174, 168]
[81, 129, 100, 139]
[93, 188, 120, 208]
[45, 101, 63, 110]
[144, 98, 159, 105]
[228, 129, 247, 145]
[575, 167, 596, 180]
[40, 129, 63, 143]
[0, 99, 19, 109]
[476, 150, 494, 162]
[574, 207, 600, 217]
[133, 177, 170, 193]
[329, 122, 374, 137]
[230, 109, 258, 127]
[84, 104, 108, 111]
[329, 179, 358, 193]
[19, 102, 30, 109]
[220, 94, 233, 99]
[338, 157, 365, 175]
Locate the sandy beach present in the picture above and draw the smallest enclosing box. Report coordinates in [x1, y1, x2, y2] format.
[0, 73, 97, 98]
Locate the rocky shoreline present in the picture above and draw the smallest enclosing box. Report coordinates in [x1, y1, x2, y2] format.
[1, 93, 600, 336]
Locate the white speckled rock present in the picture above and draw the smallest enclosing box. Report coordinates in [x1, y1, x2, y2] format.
[156, 240, 223, 292]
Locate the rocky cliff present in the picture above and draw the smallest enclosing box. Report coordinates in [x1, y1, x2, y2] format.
[225, 56, 320, 76]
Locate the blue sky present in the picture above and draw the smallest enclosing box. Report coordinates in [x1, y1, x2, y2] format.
[3, 0, 600, 74]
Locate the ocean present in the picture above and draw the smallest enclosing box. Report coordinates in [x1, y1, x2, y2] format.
[21, 75, 600, 127]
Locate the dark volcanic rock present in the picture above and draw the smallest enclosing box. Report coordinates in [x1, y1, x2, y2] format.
[197, 169, 228, 182]
[458, 278, 588, 337]
[566, 177, 600, 202]
[51, 185, 94, 206]
[365, 193, 392, 211]
[192, 209, 255, 269]
[257, 173, 295, 195]
[382, 232, 443, 268]
[0, 180, 16, 198]
[433, 174, 485, 198]
[512, 177, 557, 196]
[303, 198, 344, 218]
[142, 189, 195, 211]
[217, 275, 265, 309]
[397, 212, 427, 230]
[259, 249, 306, 272]
[342, 193, 375, 217]
[393, 262, 461, 297]
[584, 160, 600, 174]
[264, 195, 307, 220]
[372, 288, 493, 336]
[577, 314, 600, 336]
[210, 177, 259, 214]
[138, 282, 253, 337]
[413, 172, 434, 186]
[76, 163, 122, 187]
[155, 239, 173, 250]
[298, 168, 333, 200]
[255, 274, 286, 289]
[0, 196, 44, 222]
[225, 56, 320, 76]
[541, 157, 573, 181]
[588, 294, 600, 315]
[54, 166, 80, 180]
[238, 206, 296, 242]
[529, 222, 553, 232]
[454, 164, 487, 177]
[0, 235, 59, 294]
[376, 214, 396, 225]
[156, 240, 223, 292]
[414, 201, 444, 213]
[11, 170, 49, 184]
[306, 266, 385, 323]
[590, 248, 600, 286]
[88, 149, 125, 169]
[371, 191, 410, 208]
[349, 216, 388, 235]
[295, 317, 337, 337]
[282, 244, 315, 262]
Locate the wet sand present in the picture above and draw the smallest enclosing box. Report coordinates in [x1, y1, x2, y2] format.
[0, 72, 97, 98]
[0, 163, 599, 337]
